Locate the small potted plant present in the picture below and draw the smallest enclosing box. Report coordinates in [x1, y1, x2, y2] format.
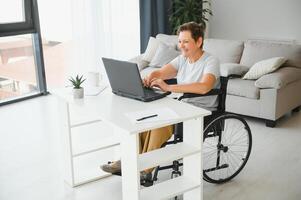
[69, 75, 86, 99]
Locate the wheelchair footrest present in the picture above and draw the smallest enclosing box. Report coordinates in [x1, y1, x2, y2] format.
[112, 171, 154, 187]
[141, 179, 154, 187]
[204, 164, 229, 173]
[112, 172, 122, 176]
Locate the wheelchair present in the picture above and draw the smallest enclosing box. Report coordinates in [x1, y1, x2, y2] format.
[143, 75, 252, 187]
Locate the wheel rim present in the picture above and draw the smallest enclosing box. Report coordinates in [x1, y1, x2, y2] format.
[203, 114, 252, 183]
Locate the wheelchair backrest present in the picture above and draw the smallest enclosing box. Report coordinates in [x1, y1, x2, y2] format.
[217, 76, 229, 114]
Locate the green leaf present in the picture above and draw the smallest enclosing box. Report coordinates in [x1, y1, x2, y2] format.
[69, 74, 85, 89]
[169, 0, 213, 32]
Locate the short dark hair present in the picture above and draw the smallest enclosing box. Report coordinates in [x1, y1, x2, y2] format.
[177, 21, 206, 48]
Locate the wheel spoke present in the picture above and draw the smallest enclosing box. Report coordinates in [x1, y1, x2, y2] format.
[203, 115, 251, 183]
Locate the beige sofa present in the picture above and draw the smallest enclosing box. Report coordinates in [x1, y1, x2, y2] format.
[130, 34, 301, 127]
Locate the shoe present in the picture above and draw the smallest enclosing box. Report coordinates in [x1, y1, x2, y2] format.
[100, 160, 121, 174]
[140, 171, 153, 187]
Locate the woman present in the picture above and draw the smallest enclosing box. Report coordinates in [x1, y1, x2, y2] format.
[101, 21, 220, 182]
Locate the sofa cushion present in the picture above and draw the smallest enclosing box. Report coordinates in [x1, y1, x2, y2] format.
[149, 43, 180, 68]
[227, 78, 260, 99]
[156, 34, 178, 49]
[240, 40, 301, 68]
[203, 39, 244, 63]
[128, 54, 150, 71]
[220, 63, 249, 77]
[142, 37, 161, 62]
[242, 57, 286, 80]
[255, 67, 301, 89]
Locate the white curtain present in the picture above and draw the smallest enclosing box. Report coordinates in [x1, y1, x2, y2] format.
[70, 0, 140, 78]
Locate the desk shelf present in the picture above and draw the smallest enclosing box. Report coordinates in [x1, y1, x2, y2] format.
[71, 121, 120, 156]
[57, 98, 121, 187]
[72, 139, 119, 157]
[138, 143, 200, 171]
[71, 119, 102, 128]
[69, 109, 101, 128]
[72, 145, 119, 186]
[140, 176, 200, 200]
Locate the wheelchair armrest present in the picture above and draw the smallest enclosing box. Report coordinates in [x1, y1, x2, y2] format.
[227, 74, 242, 79]
[164, 78, 177, 85]
[178, 89, 222, 101]
[165, 77, 234, 101]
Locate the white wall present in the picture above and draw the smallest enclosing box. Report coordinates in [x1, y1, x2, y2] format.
[209, 0, 301, 44]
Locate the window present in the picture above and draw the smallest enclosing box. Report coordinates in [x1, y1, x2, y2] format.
[0, 0, 47, 105]
[0, 0, 26, 24]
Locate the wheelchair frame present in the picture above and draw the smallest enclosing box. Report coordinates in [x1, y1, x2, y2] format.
[149, 75, 253, 187]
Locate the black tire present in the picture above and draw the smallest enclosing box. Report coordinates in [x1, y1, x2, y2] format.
[203, 114, 252, 184]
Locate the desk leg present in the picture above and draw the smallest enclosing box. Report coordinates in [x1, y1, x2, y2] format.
[119, 130, 140, 200]
[58, 99, 75, 187]
[183, 117, 203, 200]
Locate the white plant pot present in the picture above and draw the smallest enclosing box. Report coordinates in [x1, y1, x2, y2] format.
[73, 88, 84, 99]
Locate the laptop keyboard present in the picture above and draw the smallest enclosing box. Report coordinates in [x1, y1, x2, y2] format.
[143, 87, 164, 96]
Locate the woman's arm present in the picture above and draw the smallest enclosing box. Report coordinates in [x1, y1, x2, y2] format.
[150, 73, 216, 94]
[143, 64, 177, 86]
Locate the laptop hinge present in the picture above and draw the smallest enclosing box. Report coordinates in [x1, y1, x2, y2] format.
[113, 90, 143, 99]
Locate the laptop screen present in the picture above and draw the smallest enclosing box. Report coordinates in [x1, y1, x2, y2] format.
[102, 58, 145, 97]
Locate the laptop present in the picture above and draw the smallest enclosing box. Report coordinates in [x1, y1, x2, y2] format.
[102, 57, 170, 102]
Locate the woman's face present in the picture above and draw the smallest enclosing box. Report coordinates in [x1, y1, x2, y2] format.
[178, 31, 202, 58]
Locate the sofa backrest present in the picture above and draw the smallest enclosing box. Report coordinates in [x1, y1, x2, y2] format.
[203, 39, 244, 64]
[240, 40, 301, 68]
[156, 34, 245, 64]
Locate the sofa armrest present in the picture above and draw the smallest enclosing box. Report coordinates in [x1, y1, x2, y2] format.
[255, 67, 301, 89]
[220, 63, 249, 77]
[128, 54, 149, 71]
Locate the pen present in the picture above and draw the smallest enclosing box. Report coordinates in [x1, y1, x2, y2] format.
[136, 114, 158, 121]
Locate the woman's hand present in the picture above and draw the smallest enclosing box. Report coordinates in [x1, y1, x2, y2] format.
[150, 79, 170, 92]
[143, 75, 156, 87]
[142, 76, 150, 87]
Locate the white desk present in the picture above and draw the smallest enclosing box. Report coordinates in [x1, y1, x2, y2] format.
[52, 88, 210, 200]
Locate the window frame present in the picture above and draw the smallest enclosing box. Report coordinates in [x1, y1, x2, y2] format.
[0, 0, 35, 37]
[0, 0, 48, 106]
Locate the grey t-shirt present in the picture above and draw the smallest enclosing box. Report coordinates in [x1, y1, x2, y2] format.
[170, 52, 220, 111]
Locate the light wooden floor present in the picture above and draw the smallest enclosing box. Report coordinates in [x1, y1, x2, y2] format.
[0, 95, 300, 200]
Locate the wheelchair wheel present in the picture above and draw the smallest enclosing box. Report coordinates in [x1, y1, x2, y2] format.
[203, 114, 252, 184]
